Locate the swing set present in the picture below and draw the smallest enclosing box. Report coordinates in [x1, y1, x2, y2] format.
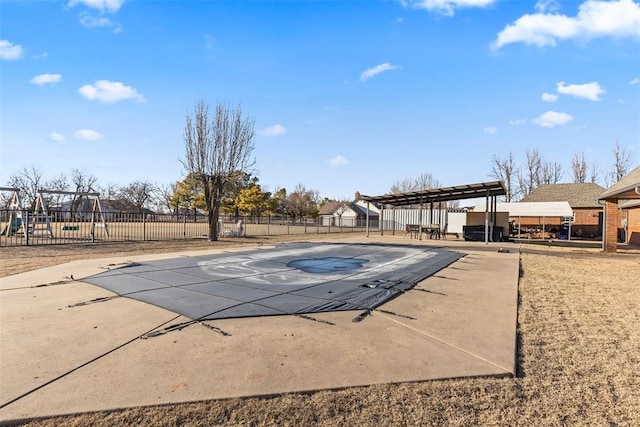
[0, 188, 109, 240]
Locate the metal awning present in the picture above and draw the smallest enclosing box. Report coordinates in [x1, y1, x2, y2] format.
[360, 181, 506, 206]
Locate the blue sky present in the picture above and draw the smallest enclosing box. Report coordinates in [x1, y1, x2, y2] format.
[1, 0, 639, 200]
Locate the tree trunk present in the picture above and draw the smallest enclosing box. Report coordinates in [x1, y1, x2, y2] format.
[208, 204, 219, 241]
[205, 177, 223, 241]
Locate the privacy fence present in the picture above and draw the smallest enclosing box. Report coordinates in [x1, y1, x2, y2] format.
[0, 210, 374, 247]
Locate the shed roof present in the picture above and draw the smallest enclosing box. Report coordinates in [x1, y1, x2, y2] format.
[473, 201, 573, 217]
[599, 166, 640, 200]
[520, 183, 605, 208]
[360, 181, 506, 207]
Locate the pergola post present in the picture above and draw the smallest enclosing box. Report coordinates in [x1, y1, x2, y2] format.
[419, 197, 424, 240]
[484, 190, 489, 244]
[366, 202, 370, 238]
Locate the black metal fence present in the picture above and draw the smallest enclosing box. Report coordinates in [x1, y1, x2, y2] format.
[0, 210, 373, 247]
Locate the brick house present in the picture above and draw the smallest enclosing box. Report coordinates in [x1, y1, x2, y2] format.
[598, 166, 640, 251]
[520, 183, 605, 239]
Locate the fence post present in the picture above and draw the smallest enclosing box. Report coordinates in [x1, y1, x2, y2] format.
[143, 214, 146, 241]
[25, 211, 30, 246]
[183, 213, 187, 239]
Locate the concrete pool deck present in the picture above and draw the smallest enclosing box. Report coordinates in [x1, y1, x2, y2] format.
[0, 236, 520, 422]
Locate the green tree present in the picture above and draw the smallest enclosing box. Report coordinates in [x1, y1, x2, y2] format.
[221, 171, 259, 217]
[170, 174, 206, 215]
[267, 188, 287, 215]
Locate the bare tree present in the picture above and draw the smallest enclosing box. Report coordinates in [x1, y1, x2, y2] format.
[589, 164, 601, 184]
[155, 182, 178, 215]
[99, 182, 120, 201]
[182, 100, 255, 240]
[517, 149, 542, 196]
[44, 173, 70, 208]
[283, 183, 319, 219]
[119, 181, 154, 213]
[389, 178, 415, 194]
[571, 152, 588, 183]
[540, 160, 563, 185]
[490, 151, 519, 201]
[611, 140, 631, 183]
[69, 169, 98, 214]
[414, 173, 441, 191]
[390, 173, 440, 194]
[7, 166, 46, 209]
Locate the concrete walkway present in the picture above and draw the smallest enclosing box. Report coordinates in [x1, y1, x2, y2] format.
[0, 236, 520, 422]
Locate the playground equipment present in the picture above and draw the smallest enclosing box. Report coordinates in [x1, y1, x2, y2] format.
[0, 187, 23, 237]
[0, 189, 109, 239]
[37, 190, 110, 239]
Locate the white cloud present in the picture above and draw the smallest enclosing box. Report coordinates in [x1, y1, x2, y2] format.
[535, 0, 560, 13]
[79, 13, 113, 28]
[483, 126, 497, 135]
[360, 63, 400, 81]
[509, 118, 527, 125]
[258, 124, 287, 137]
[541, 92, 558, 102]
[533, 110, 574, 127]
[78, 80, 145, 103]
[0, 39, 24, 61]
[68, 0, 124, 13]
[630, 77, 639, 85]
[73, 129, 103, 141]
[401, 0, 496, 17]
[30, 73, 63, 86]
[329, 155, 348, 166]
[557, 81, 605, 101]
[492, 0, 640, 49]
[49, 132, 66, 142]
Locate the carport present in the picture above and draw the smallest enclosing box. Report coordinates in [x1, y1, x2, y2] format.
[473, 201, 573, 239]
[360, 181, 506, 243]
[599, 166, 640, 253]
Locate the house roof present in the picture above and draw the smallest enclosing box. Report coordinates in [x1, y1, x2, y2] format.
[318, 201, 380, 217]
[318, 201, 342, 216]
[360, 181, 506, 207]
[473, 201, 573, 217]
[350, 202, 378, 217]
[520, 183, 605, 208]
[599, 166, 640, 200]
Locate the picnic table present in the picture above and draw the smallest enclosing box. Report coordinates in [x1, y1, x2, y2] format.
[405, 224, 441, 240]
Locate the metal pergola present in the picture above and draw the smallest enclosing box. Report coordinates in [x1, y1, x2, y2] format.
[360, 181, 507, 243]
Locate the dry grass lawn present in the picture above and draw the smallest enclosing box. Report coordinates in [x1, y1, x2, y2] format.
[2, 238, 639, 426]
